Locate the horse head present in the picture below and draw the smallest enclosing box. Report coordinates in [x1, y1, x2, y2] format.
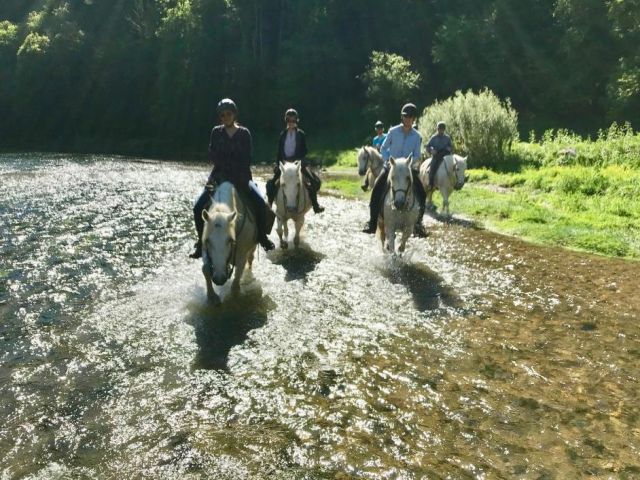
[357, 147, 370, 176]
[202, 206, 237, 286]
[389, 154, 413, 210]
[280, 160, 303, 213]
[453, 155, 468, 190]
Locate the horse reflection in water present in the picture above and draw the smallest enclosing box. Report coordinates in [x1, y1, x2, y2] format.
[200, 181, 257, 305]
[274, 161, 311, 249]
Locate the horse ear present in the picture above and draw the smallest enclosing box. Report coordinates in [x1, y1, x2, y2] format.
[294, 160, 301, 168]
[389, 156, 396, 166]
[407, 155, 414, 169]
[279, 161, 285, 171]
[202, 209, 210, 222]
[227, 211, 237, 223]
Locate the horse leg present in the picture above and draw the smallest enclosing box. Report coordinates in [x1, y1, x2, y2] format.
[281, 218, 289, 249]
[293, 214, 304, 247]
[202, 265, 220, 305]
[386, 219, 396, 254]
[231, 254, 247, 296]
[247, 245, 256, 269]
[276, 216, 286, 249]
[442, 188, 450, 218]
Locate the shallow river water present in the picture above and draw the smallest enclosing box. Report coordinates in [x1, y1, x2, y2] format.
[1, 154, 639, 479]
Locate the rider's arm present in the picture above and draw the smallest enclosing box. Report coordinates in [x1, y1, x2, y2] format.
[412, 134, 422, 163]
[446, 136, 453, 154]
[380, 130, 392, 167]
[299, 130, 308, 160]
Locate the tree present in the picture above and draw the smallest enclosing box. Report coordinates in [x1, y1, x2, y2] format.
[362, 51, 421, 125]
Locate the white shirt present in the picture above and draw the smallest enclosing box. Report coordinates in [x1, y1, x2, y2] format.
[284, 130, 297, 158]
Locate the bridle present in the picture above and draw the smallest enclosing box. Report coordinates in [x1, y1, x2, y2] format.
[280, 169, 304, 214]
[390, 172, 414, 211]
[443, 156, 465, 190]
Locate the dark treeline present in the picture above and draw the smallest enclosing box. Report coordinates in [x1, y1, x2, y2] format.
[0, 0, 638, 159]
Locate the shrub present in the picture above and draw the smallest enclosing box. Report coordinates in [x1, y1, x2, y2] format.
[419, 89, 519, 168]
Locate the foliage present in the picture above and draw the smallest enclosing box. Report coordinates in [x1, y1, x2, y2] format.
[419, 89, 518, 168]
[0, 0, 638, 155]
[362, 51, 421, 123]
[512, 123, 640, 168]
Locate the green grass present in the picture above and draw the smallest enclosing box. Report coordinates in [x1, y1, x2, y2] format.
[319, 144, 640, 259]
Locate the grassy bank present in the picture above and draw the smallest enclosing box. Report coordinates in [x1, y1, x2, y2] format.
[318, 128, 640, 259]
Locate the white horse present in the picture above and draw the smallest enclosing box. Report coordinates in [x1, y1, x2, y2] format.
[274, 161, 311, 249]
[201, 181, 257, 304]
[378, 155, 420, 254]
[357, 146, 384, 191]
[419, 154, 468, 217]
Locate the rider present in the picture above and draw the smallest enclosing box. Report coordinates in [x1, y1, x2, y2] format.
[266, 108, 325, 213]
[361, 121, 387, 191]
[362, 103, 428, 238]
[189, 98, 275, 259]
[426, 121, 454, 190]
[372, 120, 386, 152]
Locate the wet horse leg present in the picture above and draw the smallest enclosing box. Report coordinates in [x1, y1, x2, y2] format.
[202, 266, 220, 305]
[294, 214, 305, 247]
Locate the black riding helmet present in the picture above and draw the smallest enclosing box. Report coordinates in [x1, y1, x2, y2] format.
[217, 98, 237, 115]
[284, 108, 298, 121]
[401, 103, 418, 118]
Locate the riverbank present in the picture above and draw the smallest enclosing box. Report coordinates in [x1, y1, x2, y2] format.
[320, 147, 640, 260]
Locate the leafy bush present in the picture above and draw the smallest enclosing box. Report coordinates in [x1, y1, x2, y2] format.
[419, 89, 519, 168]
[513, 123, 640, 168]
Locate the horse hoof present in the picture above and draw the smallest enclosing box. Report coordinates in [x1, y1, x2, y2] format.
[281, 241, 288, 250]
[294, 238, 300, 247]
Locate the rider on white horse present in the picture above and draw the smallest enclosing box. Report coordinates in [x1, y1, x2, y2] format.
[426, 121, 454, 191]
[361, 121, 387, 191]
[362, 103, 428, 238]
[266, 109, 324, 214]
[190, 98, 275, 259]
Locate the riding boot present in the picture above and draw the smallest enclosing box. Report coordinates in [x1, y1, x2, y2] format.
[253, 200, 275, 251]
[308, 185, 325, 213]
[362, 168, 389, 233]
[413, 206, 428, 238]
[361, 177, 369, 192]
[189, 188, 210, 259]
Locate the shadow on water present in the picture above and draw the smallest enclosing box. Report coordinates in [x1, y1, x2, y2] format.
[269, 243, 326, 283]
[427, 212, 481, 229]
[383, 261, 462, 312]
[186, 287, 276, 371]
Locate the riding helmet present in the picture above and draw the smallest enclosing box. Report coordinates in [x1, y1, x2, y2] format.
[285, 108, 298, 121]
[217, 98, 237, 114]
[437, 121, 446, 129]
[401, 103, 418, 118]
[375, 120, 384, 128]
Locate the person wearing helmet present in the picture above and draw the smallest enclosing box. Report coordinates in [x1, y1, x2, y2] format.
[362, 103, 428, 238]
[189, 98, 275, 259]
[266, 108, 325, 213]
[360, 121, 388, 191]
[372, 121, 386, 152]
[425, 121, 454, 191]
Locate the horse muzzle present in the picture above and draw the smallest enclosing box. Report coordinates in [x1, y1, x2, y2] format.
[212, 271, 229, 286]
[358, 168, 367, 176]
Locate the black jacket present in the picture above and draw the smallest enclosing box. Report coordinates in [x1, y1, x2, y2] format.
[276, 128, 308, 165]
[208, 125, 252, 188]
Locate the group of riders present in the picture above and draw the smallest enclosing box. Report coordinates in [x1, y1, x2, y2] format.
[189, 98, 453, 259]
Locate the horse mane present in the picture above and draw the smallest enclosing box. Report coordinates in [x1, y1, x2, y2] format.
[210, 181, 236, 213]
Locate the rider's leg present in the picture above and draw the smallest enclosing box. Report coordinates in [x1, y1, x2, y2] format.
[428, 151, 444, 188]
[266, 169, 281, 206]
[248, 182, 275, 251]
[189, 188, 211, 258]
[302, 167, 324, 213]
[362, 168, 389, 233]
[412, 170, 428, 238]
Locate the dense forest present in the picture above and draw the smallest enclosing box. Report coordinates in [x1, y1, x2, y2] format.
[0, 0, 638, 158]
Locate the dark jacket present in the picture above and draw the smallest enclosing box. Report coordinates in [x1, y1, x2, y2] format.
[276, 128, 308, 166]
[208, 125, 252, 188]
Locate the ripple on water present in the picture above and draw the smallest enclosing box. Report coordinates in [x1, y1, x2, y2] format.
[1, 154, 639, 478]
